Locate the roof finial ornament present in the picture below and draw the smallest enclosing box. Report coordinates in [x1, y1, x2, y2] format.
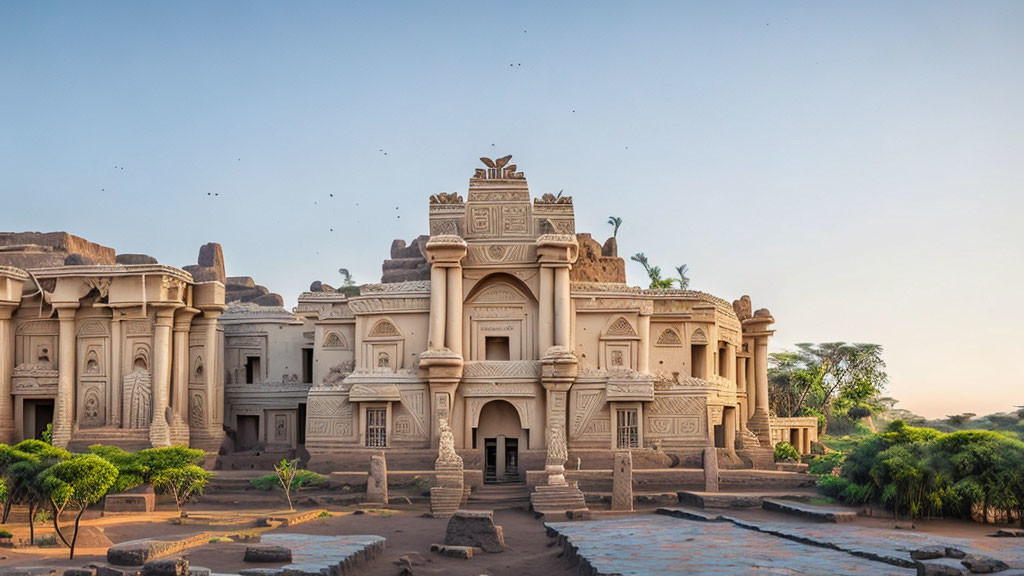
[474, 155, 524, 180]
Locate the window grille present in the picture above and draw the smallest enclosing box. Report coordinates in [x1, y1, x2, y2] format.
[366, 408, 387, 448]
[616, 408, 639, 449]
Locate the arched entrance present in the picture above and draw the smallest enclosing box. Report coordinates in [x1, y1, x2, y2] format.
[476, 399, 526, 484]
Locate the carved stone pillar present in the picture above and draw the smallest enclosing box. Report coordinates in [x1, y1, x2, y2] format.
[52, 305, 78, 449]
[428, 265, 447, 350]
[554, 266, 571, 348]
[149, 308, 175, 447]
[538, 266, 554, 355]
[172, 309, 197, 425]
[736, 356, 748, 421]
[445, 267, 463, 356]
[739, 306, 775, 446]
[724, 342, 736, 384]
[745, 351, 756, 423]
[0, 305, 16, 443]
[723, 406, 737, 458]
[109, 310, 123, 428]
[637, 314, 651, 374]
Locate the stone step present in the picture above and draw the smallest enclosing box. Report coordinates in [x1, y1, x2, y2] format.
[761, 499, 857, 523]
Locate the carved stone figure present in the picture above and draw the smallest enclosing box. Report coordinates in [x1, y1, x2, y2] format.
[435, 418, 463, 469]
[366, 452, 388, 504]
[322, 360, 355, 386]
[546, 424, 568, 466]
[429, 192, 464, 205]
[124, 367, 153, 429]
[612, 450, 633, 511]
[732, 295, 752, 321]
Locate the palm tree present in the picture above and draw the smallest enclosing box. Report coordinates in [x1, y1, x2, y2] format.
[338, 268, 355, 287]
[675, 265, 690, 289]
[607, 216, 622, 238]
[631, 253, 675, 289]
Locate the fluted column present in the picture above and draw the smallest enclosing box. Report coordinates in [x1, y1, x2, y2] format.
[52, 306, 78, 449]
[538, 267, 554, 355]
[554, 266, 570, 348]
[429, 266, 447, 350]
[745, 354, 756, 423]
[445, 267, 463, 356]
[172, 309, 197, 423]
[0, 306, 16, 443]
[638, 314, 651, 373]
[754, 336, 769, 416]
[149, 309, 174, 447]
[736, 356, 748, 421]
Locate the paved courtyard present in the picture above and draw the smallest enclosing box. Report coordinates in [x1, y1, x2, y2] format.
[547, 516, 916, 575]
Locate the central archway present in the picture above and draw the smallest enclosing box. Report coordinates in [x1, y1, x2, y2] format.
[475, 399, 527, 484]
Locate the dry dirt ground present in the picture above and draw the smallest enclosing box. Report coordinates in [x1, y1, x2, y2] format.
[1, 499, 1021, 576]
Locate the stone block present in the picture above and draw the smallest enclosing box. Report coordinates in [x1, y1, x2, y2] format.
[249, 293, 284, 307]
[960, 554, 1009, 574]
[226, 276, 256, 288]
[243, 545, 293, 563]
[63, 570, 97, 576]
[366, 452, 388, 504]
[430, 544, 474, 559]
[611, 451, 633, 511]
[444, 510, 505, 553]
[140, 558, 188, 576]
[913, 546, 950, 560]
[107, 534, 209, 566]
[993, 529, 1024, 538]
[105, 485, 156, 514]
[116, 254, 158, 265]
[703, 448, 719, 493]
[915, 559, 968, 576]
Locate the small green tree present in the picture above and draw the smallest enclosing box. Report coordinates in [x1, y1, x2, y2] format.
[88, 445, 147, 493]
[8, 439, 70, 542]
[273, 459, 300, 510]
[945, 413, 976, 427]
[774, 442, 801, 462]
[150, 465, 212, 511]
[41, 454, 119, 558]
[607, 216, 622, 238]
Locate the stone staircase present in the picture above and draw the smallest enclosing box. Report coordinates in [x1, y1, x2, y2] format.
[530, 483, 589, 515]
[467, 482, 531, 509]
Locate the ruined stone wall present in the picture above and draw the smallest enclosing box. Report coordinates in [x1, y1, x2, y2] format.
[571, 233, 625, 283]
[0, 232, 116, 268]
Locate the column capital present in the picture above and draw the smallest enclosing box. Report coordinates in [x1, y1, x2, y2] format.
[0, 303, 17, 320]
[54, 304, 79, 319]
[425, 235, 468, 265]
[536, 234, 579, 265]
[173, 307, 200, 331]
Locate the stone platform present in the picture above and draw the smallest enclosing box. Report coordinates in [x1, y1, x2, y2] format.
[761, 498, 857, 523]
[676, 489, 817, 509]
[236, 533, 385, 576]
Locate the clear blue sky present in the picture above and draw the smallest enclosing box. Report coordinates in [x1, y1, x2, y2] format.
[2, 1, 1021, 418]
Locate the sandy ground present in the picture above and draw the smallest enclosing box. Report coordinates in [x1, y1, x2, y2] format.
[1, 498, 1021, 576]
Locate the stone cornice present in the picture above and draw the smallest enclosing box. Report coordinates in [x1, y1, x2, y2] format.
[29, 264, 194, 283]
[0, 266, 30, 280]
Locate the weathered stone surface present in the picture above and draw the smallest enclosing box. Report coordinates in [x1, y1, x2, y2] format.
[116, 254, 158, 265]
[611, 450, 633, 511]
[381, 236, 430, 283]
[993, 529, 1024, 538]
[197, 243, 224, 269]
[86, 564, 141, 576]
[249, 293, 284, 307]
[226, 276, 256, 288]
[105, 485, 156, 514]
[0, 231, 116, 268]
[237, 534, 385, 576]
[63, 569, 97, 576]
[960, 555, 1009, 573]
[571, 233, 625, 283]
[366, 452, 388, 504]
[916, 559, 968, 576]
[107, 534, 209, 566]
[65, 254, 97, 265]
[444, 510, 505, 553]
[430, 544, 474, 559]
[762, 499, 856, 523]
[140, 558, 188, 576]
[243, 545, 293, 563]
[703, 448, 719, 493]
[912, 546, 951, 560]
[0, 568, 57, 576]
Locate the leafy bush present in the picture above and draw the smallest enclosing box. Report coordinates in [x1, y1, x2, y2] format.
[807, 452, 845, 476]
[817, 475, 851, 499]
[847, 404, 872, 420]
[774, 442, 801, 462]
[0, 529, 13, 538]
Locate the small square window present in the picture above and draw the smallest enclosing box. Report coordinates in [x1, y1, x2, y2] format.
[485, 336, 511, 361]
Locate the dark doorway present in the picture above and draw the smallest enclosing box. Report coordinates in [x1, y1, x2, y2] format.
[301, 349, 313, 383]
[484, 436, 519, 484]
[237, 415, 260, 450]
[245, 357, 261, 384]
[23, 399, 54, 440]
[297, 403, 307, 445]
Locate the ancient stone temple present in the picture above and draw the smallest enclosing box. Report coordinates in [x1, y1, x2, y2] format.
[0, 238, 226, 451]
[295, 156, 779, 487]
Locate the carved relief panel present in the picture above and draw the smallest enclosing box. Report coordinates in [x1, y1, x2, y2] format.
[306, 394, 354, 440]
[599, 316, 639, 370]
[14, 319, 59, 369]
[465, 279, 537, 361]
[645, 395, 707, 443]
[77, 320, 110, 429]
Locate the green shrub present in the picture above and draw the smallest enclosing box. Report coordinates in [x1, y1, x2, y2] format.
[0, 529, 13, 538]
[774, 442, 801, 462]
[807, 452, 845, 476]
[817, 475, 850, 499]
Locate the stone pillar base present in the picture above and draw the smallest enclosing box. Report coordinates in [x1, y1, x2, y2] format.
[530, 483, 588, 515]
[431, 466, 466, 518]
[748, 410, 771, 446]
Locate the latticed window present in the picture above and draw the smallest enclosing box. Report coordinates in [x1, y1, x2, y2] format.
[616, 408, 639, 449]
[366, 408, 387, 448]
